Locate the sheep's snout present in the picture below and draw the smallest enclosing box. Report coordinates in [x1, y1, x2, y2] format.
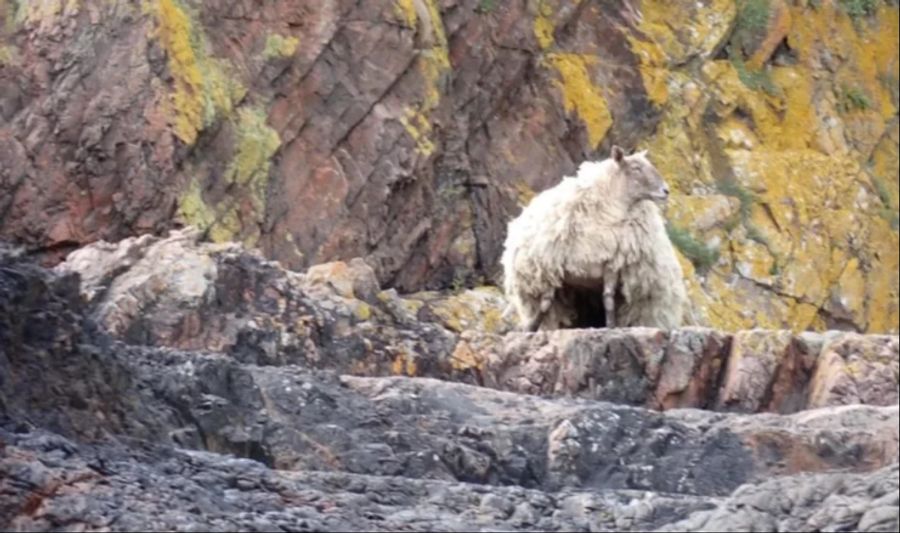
[651, 185, 670, 201]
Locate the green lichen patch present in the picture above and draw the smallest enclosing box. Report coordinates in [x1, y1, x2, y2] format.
[476, 0, 497, 13]
[176, 105, 280, 246]
[839, 0, 880, 20]
[263, 33, 299, 59]
[177, 176, 217, 234]
[225, 105, 282, 214]
[716, 177, 759, 221]
[666, 223, 721, 271]
[837, 84, 873, 112]
[732, 0, 772, 55]
[728, 46, 779, 95]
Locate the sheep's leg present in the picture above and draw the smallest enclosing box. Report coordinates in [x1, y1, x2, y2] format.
[603, 267, 618, 328]
[525, 313, 544, 332]
[526, 293, 554, 332]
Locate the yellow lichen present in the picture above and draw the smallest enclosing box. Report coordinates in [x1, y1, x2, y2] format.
[870, 122, 899, 210]
[864, 217, 900, 333]
[450, 341, 485, 373]
[391, 351, 418, 376]
[421, 289, 511, 334]
[533, 0, 555, 50]
[746, 0, 791, 70]
[0, 44, 17, 65]
[701, 274, 757, 331]
[146, 0, 244, 145]
[177, 176, 217, 234]
[624, 29, 668, 106]
[176, 175, 244, 244]
[402, 298, 425, 317]
[263, 33, 299, 59]
[630, 43, 669, 106]
[544, 53, 613, 149]
[702, 61, 817, 152]
[640, 75, 718, 193]
[625, 0, 737, 105]
[176, 105, 279, 247]
[396, 0, 450, 156]
[649, 2, 900, 334]
[400, 110, 437, 156]
[833, 258, 867, 323]
[481, 306, 503, 334]
[376, 291, 393, 303]
[632, 0, 736, 64]
[430, 298, 470, 332]
[354, 302, 372, 322]
[789, 1, 898, 122]
[226, 105, 281, 215]
[208, 207, 241, 244]
[421, 0, 447, 47]
[786, 303, 820, 333]
[393, 0, 417, 27]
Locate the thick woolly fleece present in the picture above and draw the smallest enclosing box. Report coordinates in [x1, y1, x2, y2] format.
[500, 154, 687, 331]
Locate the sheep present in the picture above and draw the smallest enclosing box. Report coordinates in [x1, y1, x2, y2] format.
[500, 145, 688, 332]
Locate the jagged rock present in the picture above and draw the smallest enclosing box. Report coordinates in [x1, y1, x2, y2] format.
[660, 463, 900, 532]
[454, 326, 899, 413]
[2, 0, 899, 529]
[304, 258, 381, 303]
[53, 230, 900, 415]
[4, 423, 896, 533]
[54, 228, 459, 373]
[808, 333, 900, 408]
[2, 250, 899, 531]
[1, 0, 897, 333]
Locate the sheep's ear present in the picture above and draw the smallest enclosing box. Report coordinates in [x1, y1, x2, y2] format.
[637, 149, 648, 158]
[611, 145, 625, 164]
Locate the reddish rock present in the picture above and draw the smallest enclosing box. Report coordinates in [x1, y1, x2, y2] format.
[0, 0, 655, 292]
[655, 327, 731, 409]
[715, 329, 820, 414]
[808, 333, 900, 408]
[726, 404, 899, 477]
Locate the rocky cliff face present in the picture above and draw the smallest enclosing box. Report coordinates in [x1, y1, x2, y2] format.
[1, 0, 898, 334]
[2, 231, 898, 531]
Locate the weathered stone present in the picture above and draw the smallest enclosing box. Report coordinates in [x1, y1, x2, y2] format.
[808, 333, 900, 408]
[660, 463, 899, 533]
[3, 239, 900, 532]
[453, 326, 897, 414]
[54, 229, 460, 373]
[303, 258, 381, 302]
[715, 329, 819, 413]
[51, 231, 900, 416]
[655, 327, 732, 409]
[1, 0, 896, 334]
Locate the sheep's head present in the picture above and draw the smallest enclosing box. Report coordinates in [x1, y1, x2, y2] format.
[611, 145, 670, 205]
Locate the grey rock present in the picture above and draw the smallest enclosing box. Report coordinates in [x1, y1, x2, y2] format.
[2, 243, 899, 531]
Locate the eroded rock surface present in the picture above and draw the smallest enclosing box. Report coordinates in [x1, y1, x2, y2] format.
[2, 235, 898, 531]
[1, 0, 897, 333]
[54, 230, 900, 413]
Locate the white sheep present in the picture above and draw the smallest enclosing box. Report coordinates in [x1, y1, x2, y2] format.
[500, 146, 687, 332]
